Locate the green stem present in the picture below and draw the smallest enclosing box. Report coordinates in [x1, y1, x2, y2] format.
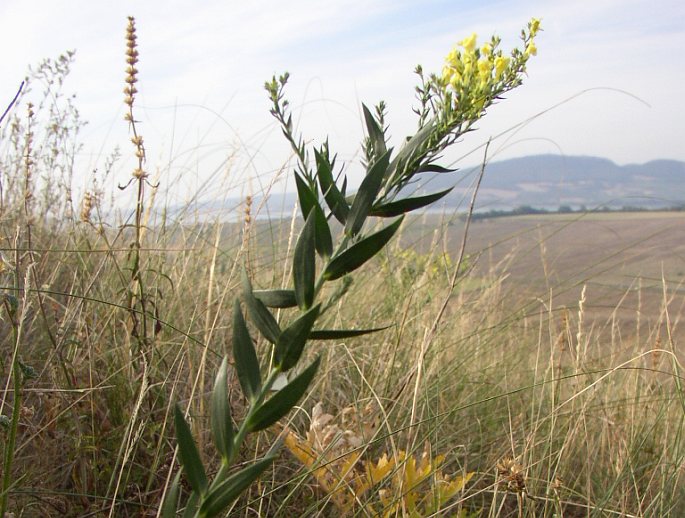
[228, 368, 282, 466]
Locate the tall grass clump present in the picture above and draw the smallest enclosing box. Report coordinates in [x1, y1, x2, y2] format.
[1, 13, 684, 518]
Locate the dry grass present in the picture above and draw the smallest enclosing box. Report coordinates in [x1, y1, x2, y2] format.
[1, 37, 684, 518]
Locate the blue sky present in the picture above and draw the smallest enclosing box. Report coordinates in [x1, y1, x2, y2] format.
[1, 0, 684, 205]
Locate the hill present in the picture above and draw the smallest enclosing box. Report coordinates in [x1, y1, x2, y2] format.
[423, 154, 685, 210]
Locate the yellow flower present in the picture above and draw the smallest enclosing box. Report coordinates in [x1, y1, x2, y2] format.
[477, 59, 492, 82]
[530, 17, 541, 35]
[494, 56, 510, 78]
[459, 33, 477, 53]
[481, 43, 492, 56]
[525, 41, 537, 56]
[445, 48, 460, 67]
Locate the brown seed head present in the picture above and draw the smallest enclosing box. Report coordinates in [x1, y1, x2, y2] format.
[80, 191, 94, 223]
[496, 457, 526, 493]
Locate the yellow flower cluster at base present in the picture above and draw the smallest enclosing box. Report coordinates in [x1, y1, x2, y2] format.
[284, 403, 474, 516]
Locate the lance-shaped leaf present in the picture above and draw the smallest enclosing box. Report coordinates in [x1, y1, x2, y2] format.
[275, 304, 320, 371]
[315, 148, 349, 225]
[363, 103, 387, 159]
[242, 269, 281, 344]
[161, 471, 182, 518]
[295, 174, 333, 258]
[174, 405, 208, 495]
[386, 119, 435, 184]
[324, 216, 404, 280]
[253, 289, 297, 308]
[293, 212, 316, 309]
[295, 172, 317, 218]
[345, 149, 392, 236]
[247, 357, 320, 432]
[416, 163, 457, 173]
[181, 492, 199, 518]
[233, 299, 261, 399]
[211, 357, 234, 461]
[309, 324, 391, 340]
[199, 455, 276, 516]
[371, 187, 454, 217]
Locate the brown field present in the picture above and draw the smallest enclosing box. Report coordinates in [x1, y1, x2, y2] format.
[404, 211, 685, 347]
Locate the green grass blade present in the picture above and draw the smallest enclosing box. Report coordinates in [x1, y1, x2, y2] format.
[324, 216, 404, 280]
[371, 187, 454, 217]
[293, 212, 316, 309]
[173, 404, 208, 495]
[275, 304, 320, 371]
[253, 289, 297, 308]
[345, 149, 392, 236]
[247, 357, 320, 432]
[199, 455, 277, 516]
[211, 357, 234, 461]
[232, 299, 262, 399]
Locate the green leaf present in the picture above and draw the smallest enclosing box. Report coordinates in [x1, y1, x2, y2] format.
[417, 163, 457, 173]
[253, 289, 297, 308]
[314, 205, 333, 258]
[233, 299, 262, 399]
[293, 212, 316, 309]
[211, 357, 234, 461]
[161, 471, 182, 518]
[396, 119, 435, 164]
[295, 173, 333, 258]
[198, 455, 276, 516]
[315, 148, 349, 225]
[387, 119, 435, 182]
[371, 187, 454, 217]
[309, 325, 391, 340]
[363, 103, 387, 158]
[242, 269, 281, 344]
[294, 172, 317, 219]
[275, 305, 320, 371]
[345, 149, 393, 236]
[324, 216, 404, 280]
[181, 492, 199, 518]
[174, 405, 208, 495]
[247, 357, 320, 432]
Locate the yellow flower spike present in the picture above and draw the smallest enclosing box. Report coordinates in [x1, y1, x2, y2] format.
[459, 32, 477, 53]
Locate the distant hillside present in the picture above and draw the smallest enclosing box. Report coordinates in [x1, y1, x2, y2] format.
[182, 155, 685, 220]
[424, 155, 685, 211]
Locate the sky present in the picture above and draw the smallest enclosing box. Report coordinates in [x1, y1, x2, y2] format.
[1, 0, 684, 208]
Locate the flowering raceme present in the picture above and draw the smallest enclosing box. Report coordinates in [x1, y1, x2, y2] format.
[439, 18, 541, 118]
